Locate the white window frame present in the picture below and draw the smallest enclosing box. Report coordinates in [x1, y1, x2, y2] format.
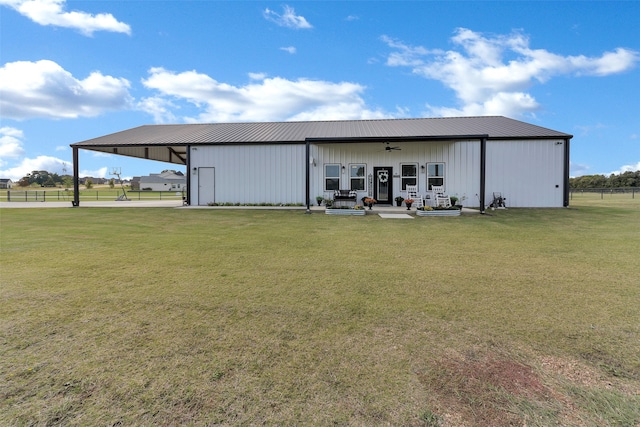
[324, 164, 341, 191]
[400, 163, 418, 191]
[349, 164, 366, 191]
[427, 162, 445, 190]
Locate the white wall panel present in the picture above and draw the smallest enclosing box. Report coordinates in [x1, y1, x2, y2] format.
[189, 138, 563, 208]
[190, 145, 305, 205]
[486, 140, 565, 207]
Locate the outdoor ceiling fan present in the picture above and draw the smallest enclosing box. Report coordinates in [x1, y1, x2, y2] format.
[384, 141, 401, 151]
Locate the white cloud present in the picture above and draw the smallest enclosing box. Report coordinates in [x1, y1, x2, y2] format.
[0, 154, 69, 181]
[80, 166, 108, 178]
[280, 46, 297, 54]
[609, 161, 640, 175]
[0, 0, 131, 35]
[384, 28, 640, 117]
[137, 96, 177, 124]
[140, 67, 389, 123]
[0, 127, 26, 166]
[263, 5, 312, 29]
[0, 60, 133, 120]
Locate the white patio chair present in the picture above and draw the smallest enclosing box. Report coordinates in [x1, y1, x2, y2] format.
[431, 185, 451, 208]
[405, 184, 423, 208]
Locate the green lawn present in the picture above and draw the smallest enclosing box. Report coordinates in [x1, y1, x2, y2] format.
[1, 194, 639, 426]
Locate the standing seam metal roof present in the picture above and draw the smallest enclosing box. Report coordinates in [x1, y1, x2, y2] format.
[71, 116, 572, 147]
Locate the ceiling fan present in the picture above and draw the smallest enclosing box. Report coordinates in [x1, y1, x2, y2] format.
[384, 142, 401, 151]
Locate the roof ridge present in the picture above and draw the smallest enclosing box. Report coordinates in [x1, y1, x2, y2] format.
[141, 115, 510, 127]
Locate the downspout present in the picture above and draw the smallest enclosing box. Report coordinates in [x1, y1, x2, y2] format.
[479, 137, 486, 214]
[72, 146, 80, 207]
[563, 137, 571, 207]
[305, 140, 311, 213]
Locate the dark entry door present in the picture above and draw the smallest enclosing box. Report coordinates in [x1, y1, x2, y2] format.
[373, 167, 392, 204]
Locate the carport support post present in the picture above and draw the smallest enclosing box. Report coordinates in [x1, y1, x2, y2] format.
[479, 137, 486, 214]
[305, 140, 311, 214]
[563, 137, 571, 207]
[72, 146, 80, 207]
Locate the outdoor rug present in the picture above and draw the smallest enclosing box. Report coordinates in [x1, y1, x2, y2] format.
[377, 213, 414, 219]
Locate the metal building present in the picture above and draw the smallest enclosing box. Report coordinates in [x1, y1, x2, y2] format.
[70, 116, 572, 211]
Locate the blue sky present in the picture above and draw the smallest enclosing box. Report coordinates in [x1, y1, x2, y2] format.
[1, 0, 638, 180]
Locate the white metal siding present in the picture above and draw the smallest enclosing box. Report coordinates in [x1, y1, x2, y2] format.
[312, 140, 481, 207]
[189, 139, 564, 208]
[486, 140, 565, 207]
[190, 145, 306, 205]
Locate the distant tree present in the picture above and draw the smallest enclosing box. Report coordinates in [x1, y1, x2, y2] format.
[62, 176, 73, 189]
[570, 170, 639, 188]
[17, 170, 65, 187]
[109, 178, 115, 189]
[43, 176, 56, 187]
[85, 178, 93, 189]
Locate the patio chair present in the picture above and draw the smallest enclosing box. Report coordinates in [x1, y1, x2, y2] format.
[405, 185, 424, 208]
[431, 185, 451, 208]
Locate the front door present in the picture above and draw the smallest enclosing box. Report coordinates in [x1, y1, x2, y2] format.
[373, 167, 392, 205]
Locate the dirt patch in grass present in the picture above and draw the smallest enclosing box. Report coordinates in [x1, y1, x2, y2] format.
[419, 351, 554, 426]
[419, 350, 640, 426]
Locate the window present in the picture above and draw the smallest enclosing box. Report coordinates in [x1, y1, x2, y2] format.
[401, 163, 417, 190]
[427, 163, 445, 190]
[325, 164, 340, 191]
[349, 164, 365, 191]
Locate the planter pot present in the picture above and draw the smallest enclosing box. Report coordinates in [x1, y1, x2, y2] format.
[325, 209, 365, 216]
[416, 209, 461, 217]
[406, 203, 412, 210]
[396, 201, 403, 206]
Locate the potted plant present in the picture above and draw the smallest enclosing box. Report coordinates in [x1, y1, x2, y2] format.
[456, 195, 467, 209]
[316, 196, 324, 206]
[417, 205, 461, 216]
[394, 196, 404, 207]
[449, 196, 458, 206]
[364, 197, 376, 210]
[404, 198, 414, 210]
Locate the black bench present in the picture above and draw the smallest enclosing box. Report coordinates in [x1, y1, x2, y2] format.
[333, 189, 358, 207]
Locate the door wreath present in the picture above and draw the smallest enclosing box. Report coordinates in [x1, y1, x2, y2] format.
[378, 171, 389, 183]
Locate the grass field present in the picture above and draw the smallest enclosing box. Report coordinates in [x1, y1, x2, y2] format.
[1, 194, 639, 426]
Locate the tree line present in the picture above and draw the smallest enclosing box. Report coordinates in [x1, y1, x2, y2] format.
[17, 170, 72, 188]
[16, 170, 116, 189]
[569, 170, 640, 189]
